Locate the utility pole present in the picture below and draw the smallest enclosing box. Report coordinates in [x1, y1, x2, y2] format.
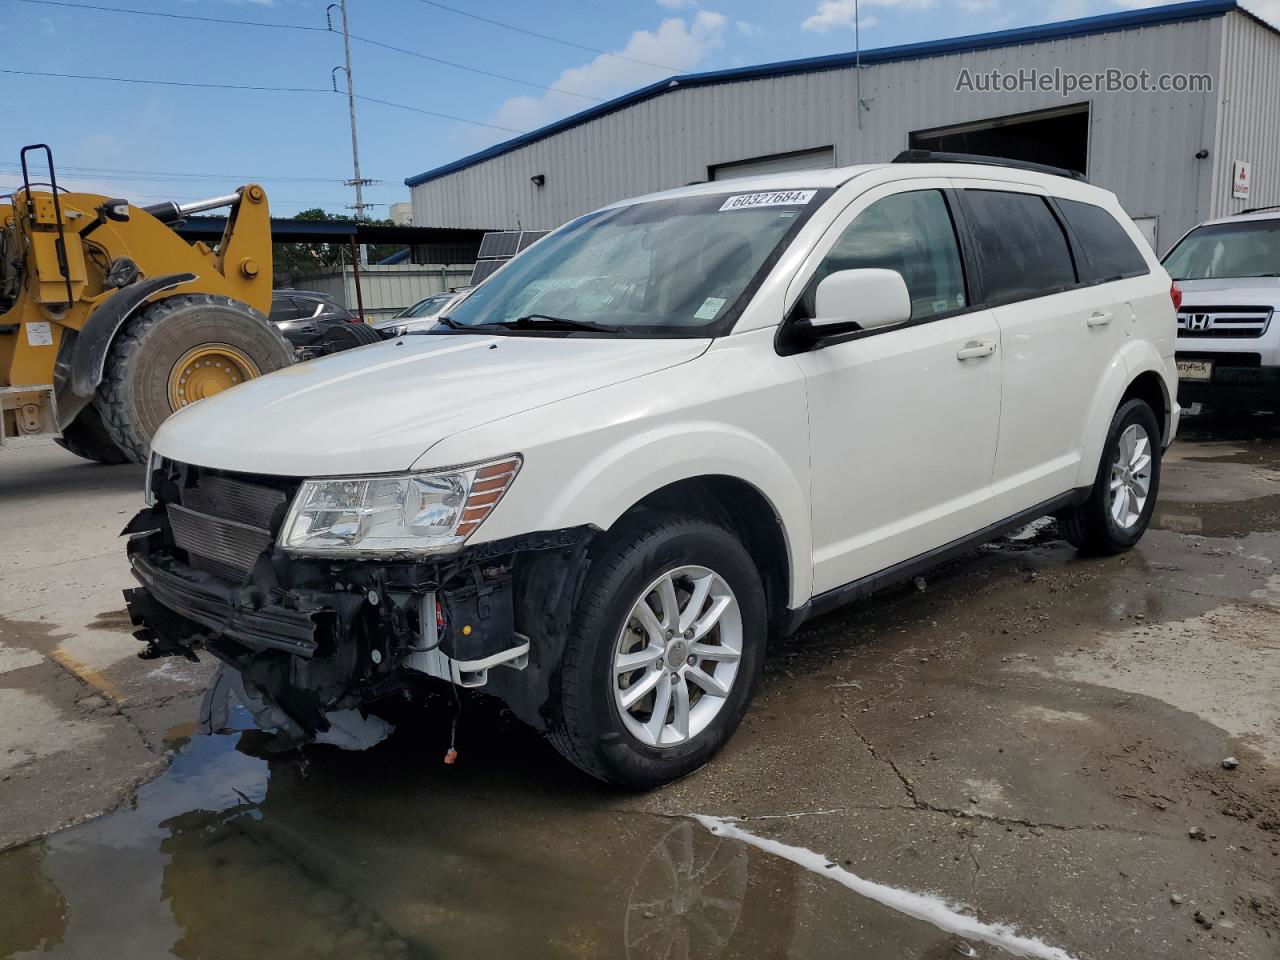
[329, 0, 372, 262]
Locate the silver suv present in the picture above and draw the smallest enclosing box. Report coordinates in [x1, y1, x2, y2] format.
[1163, 208, 1280, 409]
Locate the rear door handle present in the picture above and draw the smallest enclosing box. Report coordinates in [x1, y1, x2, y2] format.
[1087, 311, 1115, 328]
[956, 340, 997, 361]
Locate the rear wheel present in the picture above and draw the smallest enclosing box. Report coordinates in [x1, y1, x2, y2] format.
[1060, 398, 1162, 555]
[95, 294, 294, 462]
[54, 404, 128, 465]
[548, 514, 767, 788]
[317, 320, 383, 355]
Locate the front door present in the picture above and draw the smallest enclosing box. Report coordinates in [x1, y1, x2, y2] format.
[789, 184, 1003, 596]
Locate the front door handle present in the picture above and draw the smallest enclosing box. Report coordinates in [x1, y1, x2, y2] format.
[1087, 311, 1115, 328]
[956, 340, 997, 361]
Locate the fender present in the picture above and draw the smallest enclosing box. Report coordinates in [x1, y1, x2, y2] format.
[532, 423, 814, 608]
[1074, 340, 1174, 489]
[69, 273, 196, 398]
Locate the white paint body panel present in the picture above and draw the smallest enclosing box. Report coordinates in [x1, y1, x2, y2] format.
[152, 162, 1178, 614]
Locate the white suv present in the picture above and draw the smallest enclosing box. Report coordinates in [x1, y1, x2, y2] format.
[125, 156, 1178, 787]
[1163, 208, 1280, 409]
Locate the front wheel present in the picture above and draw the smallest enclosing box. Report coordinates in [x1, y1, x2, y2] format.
[1060, 398, 1162, 555]
[548, 515, 767, 788]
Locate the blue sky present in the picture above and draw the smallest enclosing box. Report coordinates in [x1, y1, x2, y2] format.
[2, 0, 1277, 217]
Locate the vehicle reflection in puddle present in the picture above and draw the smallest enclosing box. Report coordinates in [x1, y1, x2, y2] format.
[0, 705, 1070, 960]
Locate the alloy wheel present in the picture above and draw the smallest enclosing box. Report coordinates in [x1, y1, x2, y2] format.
[1110, 423, 1153, 529]
[612, 565, 743, 748]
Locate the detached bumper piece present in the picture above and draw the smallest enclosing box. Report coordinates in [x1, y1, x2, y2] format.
[126, 553, 323, 659]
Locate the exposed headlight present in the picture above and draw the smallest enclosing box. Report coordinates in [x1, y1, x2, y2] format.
[280, 456, 521, 556]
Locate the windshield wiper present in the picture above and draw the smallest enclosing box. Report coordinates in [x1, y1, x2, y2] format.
[499, 314, 617, 332]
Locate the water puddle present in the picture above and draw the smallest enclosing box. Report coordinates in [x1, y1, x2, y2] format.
[0, 707, 1073, 960]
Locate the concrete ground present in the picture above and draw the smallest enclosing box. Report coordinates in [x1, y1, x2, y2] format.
[0, 422, 1277, 959]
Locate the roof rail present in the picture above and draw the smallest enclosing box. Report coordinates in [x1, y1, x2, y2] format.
[1237, 204, 1280, 216]
[892, 149, 1088, 182]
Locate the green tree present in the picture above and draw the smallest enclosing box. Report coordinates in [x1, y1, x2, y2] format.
[273, 208, 408, 285]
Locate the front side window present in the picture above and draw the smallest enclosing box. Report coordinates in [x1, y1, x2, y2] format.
[442, 190, 826, 337]
[402, 294, 452, 318]
[1163, 219, 1280, 281]
[1057, 199, 1150, 282]
[964, 190, 1078, 304]
[809, 190, 968, 324]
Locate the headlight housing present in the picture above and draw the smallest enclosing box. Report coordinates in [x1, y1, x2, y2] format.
[279, 455, 521, 556]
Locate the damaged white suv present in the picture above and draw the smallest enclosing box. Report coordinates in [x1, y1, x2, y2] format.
[125, 155, 1178, 787]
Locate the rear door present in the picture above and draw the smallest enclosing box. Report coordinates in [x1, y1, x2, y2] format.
[954, 185, 1118, 516]
[788, 181, 1003, 594]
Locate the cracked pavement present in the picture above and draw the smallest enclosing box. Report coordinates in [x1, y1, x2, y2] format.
[1, 419, 1279, 959]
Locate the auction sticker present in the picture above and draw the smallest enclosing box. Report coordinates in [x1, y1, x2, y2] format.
[720, 190, 816, 212]
[26, 321, 53, 347]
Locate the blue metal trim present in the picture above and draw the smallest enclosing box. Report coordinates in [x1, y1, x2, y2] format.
[405, 0, 1241, 188]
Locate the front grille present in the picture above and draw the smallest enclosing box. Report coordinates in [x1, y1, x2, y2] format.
[161, 465, 298, 580]
[1177, 306, 1274, 339]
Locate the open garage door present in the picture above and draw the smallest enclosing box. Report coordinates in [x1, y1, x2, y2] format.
[909, 104, 1090, 177]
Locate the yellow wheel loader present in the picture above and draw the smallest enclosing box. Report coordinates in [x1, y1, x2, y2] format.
[0, 144, 294, 464]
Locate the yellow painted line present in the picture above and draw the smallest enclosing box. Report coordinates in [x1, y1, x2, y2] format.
[50, 646, 127, 702]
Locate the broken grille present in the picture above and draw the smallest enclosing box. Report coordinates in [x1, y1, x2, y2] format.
[166, 470, 294, 579]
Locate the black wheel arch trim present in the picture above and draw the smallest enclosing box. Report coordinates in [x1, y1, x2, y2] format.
[69, 272, 197, 398]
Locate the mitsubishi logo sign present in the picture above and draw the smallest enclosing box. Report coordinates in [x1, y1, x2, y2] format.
[1187, 314, 1211, 331]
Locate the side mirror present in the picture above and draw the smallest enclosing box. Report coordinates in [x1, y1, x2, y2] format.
[806, 268, 911, 337]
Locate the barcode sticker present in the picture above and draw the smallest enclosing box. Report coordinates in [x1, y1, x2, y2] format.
[720, 190, 817, 212]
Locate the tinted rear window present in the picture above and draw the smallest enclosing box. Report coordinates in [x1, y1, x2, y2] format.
[963, 190, 1078, 304]
[1057, 199, 1149, 282]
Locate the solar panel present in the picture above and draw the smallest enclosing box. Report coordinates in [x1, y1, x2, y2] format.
[472, 229, 553, 284]
[469, 259, 506, 284]
[477, 231, 521, 259]
[516, 230, 549, 252]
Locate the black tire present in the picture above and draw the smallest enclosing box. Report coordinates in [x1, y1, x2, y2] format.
[54, 404, 128, 465]
[547, 513, 768, 788]
[317, 320, 383, 355]
[1060, 398, 1162, 555]
[95, 294, 294, 463]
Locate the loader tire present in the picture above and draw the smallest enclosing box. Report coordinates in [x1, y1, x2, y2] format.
[95, 294, 293, 463]
[55, 404, 129, 465]
[318, 319, 383, 354]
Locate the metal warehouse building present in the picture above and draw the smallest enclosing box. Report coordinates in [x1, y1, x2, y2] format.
[406, 0, 1280, 255]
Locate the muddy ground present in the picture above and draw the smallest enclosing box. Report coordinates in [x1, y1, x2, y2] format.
[0, 422, 1277, 960]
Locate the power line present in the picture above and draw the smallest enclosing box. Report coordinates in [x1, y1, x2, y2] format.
[0, 162, 363, 184]
[354, 95, 523, 133]
[1, 68, 526, 132]
[7, 0, 325, 30]
[9, 0, 602, 101]
[410, 0, 680, 72]
[0, 66, 327, 93]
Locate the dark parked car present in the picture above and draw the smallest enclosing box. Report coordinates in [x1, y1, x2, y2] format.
[269, 291, 381, 359]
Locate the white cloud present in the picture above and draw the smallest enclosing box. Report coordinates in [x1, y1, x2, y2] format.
[736, 19, 763, 36]
[1115, 0, 1280, 27]
[802, 0, 934, 33]
[486, 12, 728, 135]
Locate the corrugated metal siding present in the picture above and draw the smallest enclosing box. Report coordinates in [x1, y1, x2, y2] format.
[300, 264, 473, 320]
[412, 17, 1236, 250]
[1210, 11, 1280, 221]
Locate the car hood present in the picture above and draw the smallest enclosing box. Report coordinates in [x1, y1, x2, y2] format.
[152, 334, 710, 476]
[1177, 277, 1280, 307]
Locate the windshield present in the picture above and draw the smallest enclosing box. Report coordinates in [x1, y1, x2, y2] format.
[398, 294, 453, 318]
[1163, 219, 1280, 280]
[441, 190, 826, 336]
